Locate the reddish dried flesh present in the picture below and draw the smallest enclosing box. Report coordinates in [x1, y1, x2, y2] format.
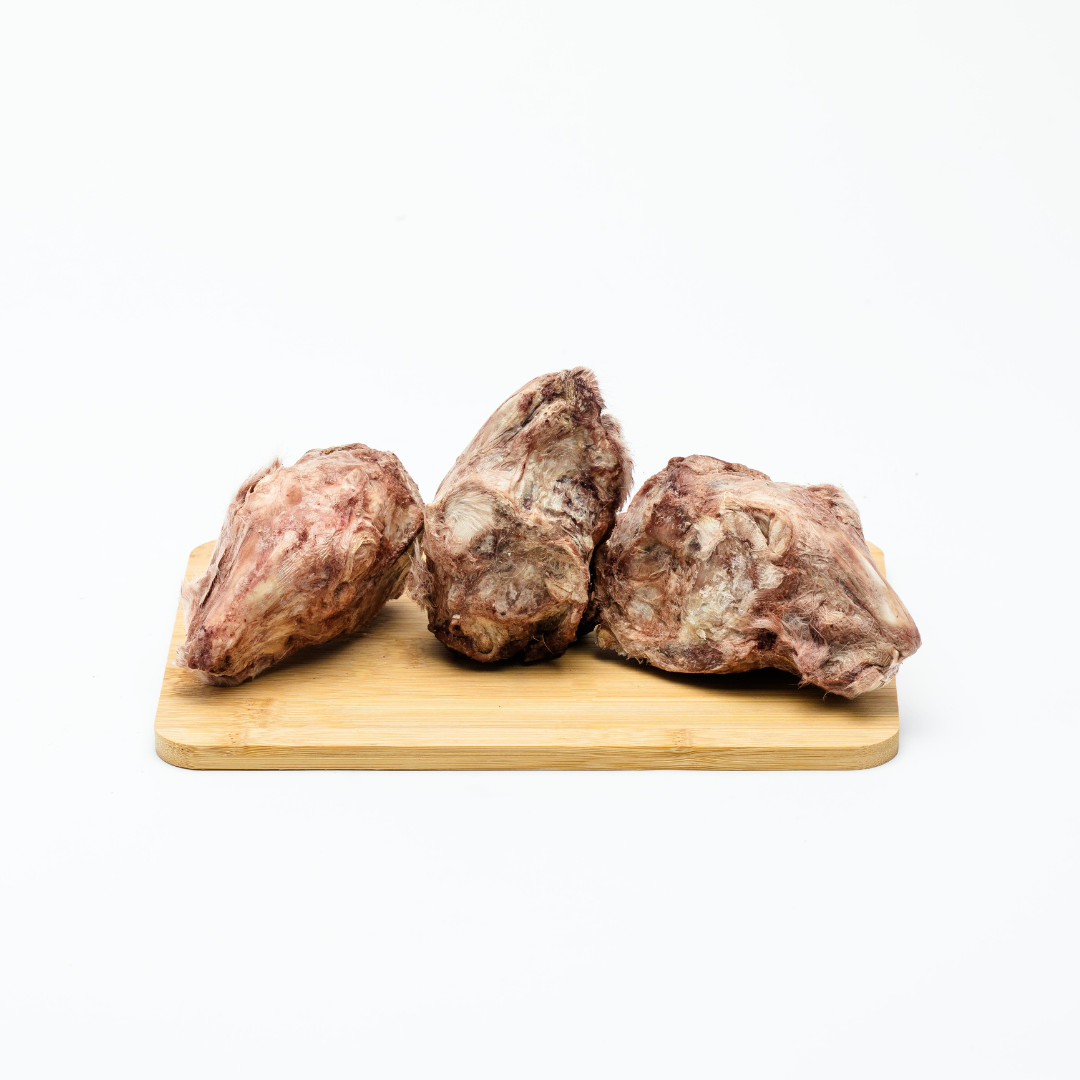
[177, 444, 423, 685]
[590, 456, 920, 698]
[409, 368, 631, 662]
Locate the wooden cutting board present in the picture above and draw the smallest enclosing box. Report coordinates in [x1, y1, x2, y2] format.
[155, 541, 900, 770]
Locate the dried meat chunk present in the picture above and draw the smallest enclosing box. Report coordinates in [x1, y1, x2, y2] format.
[409, 367, 631, 662]
[177, 444, 423, 685]
[590, 455, 920, 697]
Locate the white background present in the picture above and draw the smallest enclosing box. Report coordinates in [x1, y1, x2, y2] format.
[2, 2, 1077, 1076]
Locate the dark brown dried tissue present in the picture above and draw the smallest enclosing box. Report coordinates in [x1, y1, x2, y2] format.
[409, 368, 632, 662]
[589, 456, 920, 698]
[177, 444, 424, 685]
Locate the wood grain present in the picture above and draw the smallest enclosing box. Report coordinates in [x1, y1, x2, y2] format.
[155, 542, 900, 770]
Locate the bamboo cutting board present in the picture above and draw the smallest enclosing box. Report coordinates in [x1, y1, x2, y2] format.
[155, 541, 900, 770]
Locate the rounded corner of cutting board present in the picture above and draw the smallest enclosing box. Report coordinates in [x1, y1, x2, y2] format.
[156, 730, 200, 770]
[851, 727, 899, 770]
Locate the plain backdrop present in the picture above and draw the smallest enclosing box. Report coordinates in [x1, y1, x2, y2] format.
[1, 2, 1077, 1077]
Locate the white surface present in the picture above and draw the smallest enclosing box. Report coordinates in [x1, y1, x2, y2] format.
[2, 3, 1077, 1077]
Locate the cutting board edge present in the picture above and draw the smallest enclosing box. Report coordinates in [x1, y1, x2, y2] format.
[155, 729, 899, 771]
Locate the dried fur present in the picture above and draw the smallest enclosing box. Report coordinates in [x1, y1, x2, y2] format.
[177, 443, 424, 684]
[590, 456, 920, 698]
[409, 367, 632, 662]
